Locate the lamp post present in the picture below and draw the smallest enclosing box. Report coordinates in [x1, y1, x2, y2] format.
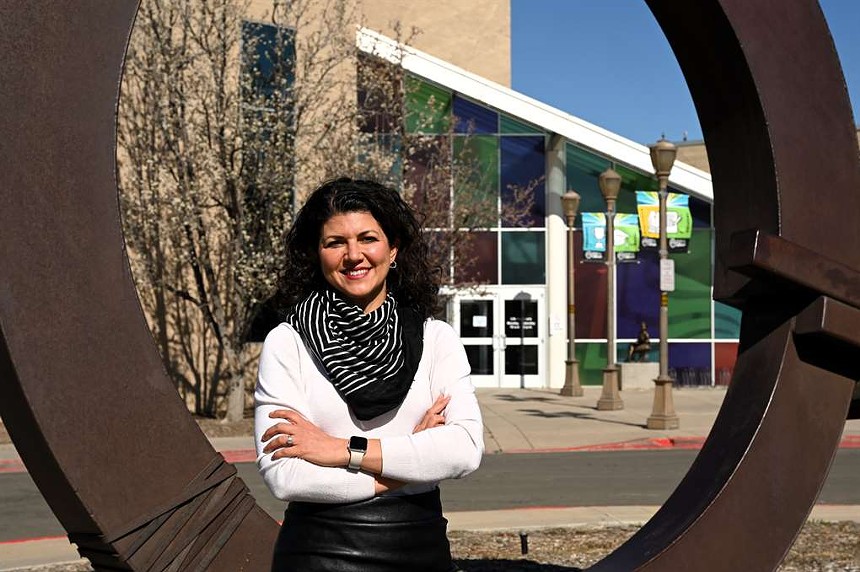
[596, 168, 624, 411]
[559, 191, 583, 397]
[647, 137, 680, 429]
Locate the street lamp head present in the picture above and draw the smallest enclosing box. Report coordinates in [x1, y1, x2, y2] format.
[650, 137, 678, 177]
[561, 190, 581, 220]
[598, 168, 622, 202]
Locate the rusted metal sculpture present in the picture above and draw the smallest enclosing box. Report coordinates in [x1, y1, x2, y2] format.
[590, 1, 860, 570]
[0, 0, 857, 571]
[0, 2, 278, 570]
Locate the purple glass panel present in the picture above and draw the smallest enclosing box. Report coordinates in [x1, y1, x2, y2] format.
[454, 231, 498, 284]
[405, 136, 449, 227]
[500, 136, 546, 227]
[617, 249, 660, 339]
[453, 95, 498, 134]
[573, 230, 607, 339]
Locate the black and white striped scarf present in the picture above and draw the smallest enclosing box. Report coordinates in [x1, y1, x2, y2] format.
[287, 289, 423, 420]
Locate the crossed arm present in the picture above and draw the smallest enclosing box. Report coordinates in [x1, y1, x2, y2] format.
[261, 394, 451, 494]
[254, 322, 484, 503]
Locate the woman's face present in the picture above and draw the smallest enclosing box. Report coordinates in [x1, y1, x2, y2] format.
[318, 211, 397, 313]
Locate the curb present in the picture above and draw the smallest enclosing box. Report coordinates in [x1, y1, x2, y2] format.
[3, 436, 859, 475]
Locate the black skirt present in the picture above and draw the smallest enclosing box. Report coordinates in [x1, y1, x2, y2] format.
[272, 488, 456, 572]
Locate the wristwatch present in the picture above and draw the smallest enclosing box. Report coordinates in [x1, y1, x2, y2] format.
[346, 436, 368, 472]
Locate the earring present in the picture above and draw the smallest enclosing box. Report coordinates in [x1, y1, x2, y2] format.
[389, 260, 398, 269]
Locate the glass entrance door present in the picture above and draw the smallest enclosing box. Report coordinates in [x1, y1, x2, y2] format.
[450, 288, 545, 388]
[453, 294, 498, 387]
[500, 289, 544, 388]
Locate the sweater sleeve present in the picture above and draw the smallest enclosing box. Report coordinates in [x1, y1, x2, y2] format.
[379, 321, 484, 483]
[254, 324, 377, 503]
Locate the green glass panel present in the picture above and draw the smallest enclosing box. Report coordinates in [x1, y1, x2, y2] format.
[453, 135, 499, 227]
[616, 345, 659, 364]
[575, 342, 607, 386]
[500, 114, 542, 134]
[405, 76, 451, 134]
[501, 231, 545, 285]
[566, 144, 610, 227]
[615, 164, 657, 217]
[668, 229, 712, 338]
[715, 302, 742, 339]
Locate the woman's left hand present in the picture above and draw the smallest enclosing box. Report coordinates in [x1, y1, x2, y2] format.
[262, 409, 349, 468]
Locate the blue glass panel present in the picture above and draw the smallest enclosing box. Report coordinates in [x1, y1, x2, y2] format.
[616, 249, 660, 339]
[715, 302, 742, 339]
[241, 22, 295, 103]
[668, 342, 712, 387]
[453, 95, 498, 134]
[501, 136, 546, 227]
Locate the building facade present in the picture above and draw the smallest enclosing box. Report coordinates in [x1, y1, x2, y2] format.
[356, 30, 735, 390]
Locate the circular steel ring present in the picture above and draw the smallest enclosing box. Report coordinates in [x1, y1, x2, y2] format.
[1, 1, 858, 570]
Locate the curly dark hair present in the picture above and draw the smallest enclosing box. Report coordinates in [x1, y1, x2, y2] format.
[278, 177, 439, 319]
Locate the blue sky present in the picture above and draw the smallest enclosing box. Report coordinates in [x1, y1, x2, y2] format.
[512, 0, 859, 145]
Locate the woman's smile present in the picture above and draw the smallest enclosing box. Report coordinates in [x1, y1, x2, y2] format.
[318, 211, 397, 312]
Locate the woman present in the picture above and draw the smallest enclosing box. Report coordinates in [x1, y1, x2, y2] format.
[255, 177, 484, 571]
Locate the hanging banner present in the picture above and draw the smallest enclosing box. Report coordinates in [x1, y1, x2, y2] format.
[636, 191, 693, 252]
[614, 213, 640, 262]
[581, 212, 640, 263]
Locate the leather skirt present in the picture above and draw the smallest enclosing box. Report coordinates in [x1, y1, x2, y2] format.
[272, 488, 456, 572]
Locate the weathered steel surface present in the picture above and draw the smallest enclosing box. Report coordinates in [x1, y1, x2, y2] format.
[1, 0, 858, 571]
[0, 1, 278, 569]
[591, 1, 860, 570]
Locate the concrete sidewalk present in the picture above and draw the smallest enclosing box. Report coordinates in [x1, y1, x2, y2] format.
[3, 386, 859, 466]
[3, 386, 860, 571]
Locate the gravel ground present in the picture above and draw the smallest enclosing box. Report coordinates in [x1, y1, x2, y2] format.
[12, 521, 860, 571]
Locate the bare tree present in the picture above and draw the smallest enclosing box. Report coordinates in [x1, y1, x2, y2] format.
[119, 0, 536, 420]
[119, 0, 359, 421]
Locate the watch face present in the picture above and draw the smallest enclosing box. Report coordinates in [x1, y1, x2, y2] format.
[349, 436, 368, 451]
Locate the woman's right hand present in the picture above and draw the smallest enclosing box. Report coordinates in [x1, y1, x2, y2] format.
[413, 394, 451, 433]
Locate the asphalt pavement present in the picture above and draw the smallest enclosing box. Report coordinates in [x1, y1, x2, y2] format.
[2, 386, 859, 570]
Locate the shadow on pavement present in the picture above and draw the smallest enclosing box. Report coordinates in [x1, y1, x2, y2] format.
[455, 560, 581, 571]
[516, 408, 647, 429]
[493, 394, 557, 403]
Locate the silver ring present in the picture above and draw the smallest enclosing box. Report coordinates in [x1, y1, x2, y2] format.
[286, 434, 294, 446]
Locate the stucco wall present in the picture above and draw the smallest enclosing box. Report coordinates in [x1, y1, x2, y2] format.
[676, 128, 859, 175]
[360, 0, 510, 87]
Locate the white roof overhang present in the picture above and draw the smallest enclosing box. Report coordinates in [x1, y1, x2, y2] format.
[357, 27, 713, 203]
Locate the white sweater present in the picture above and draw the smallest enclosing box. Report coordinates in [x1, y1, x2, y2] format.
[254, 319, 484, 503]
